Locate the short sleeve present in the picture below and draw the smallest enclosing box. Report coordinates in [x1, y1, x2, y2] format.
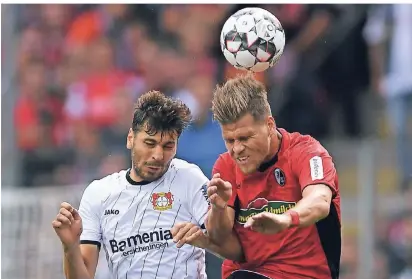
[212, 155, 238, 208]
[292, 140, 338, 197]
[79, 181, 102, 247]
[186, 166, 210, 228]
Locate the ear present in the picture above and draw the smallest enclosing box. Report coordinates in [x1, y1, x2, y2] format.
[267, 116, 276, 135]
[126, 128, 134, 150]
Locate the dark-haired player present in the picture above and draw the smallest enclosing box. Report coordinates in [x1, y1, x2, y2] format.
[172, 75, 341, 279]
[52, 91, 242, 279]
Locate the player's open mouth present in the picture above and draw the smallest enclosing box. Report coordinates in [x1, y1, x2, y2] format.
[237, 156, 249, 165]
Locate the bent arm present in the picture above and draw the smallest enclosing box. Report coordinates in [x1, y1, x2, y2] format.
[206, 206, 235, 245]
[285, 184, 333, 227]
[286, 140, 338, 228]
[206, 156, 238, 244]
[205, 231, 244, 262]
[63, 244, 99, 279]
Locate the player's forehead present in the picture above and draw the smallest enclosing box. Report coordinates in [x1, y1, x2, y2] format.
[135, 129, 178, 144]
[221, 114, 262, 138]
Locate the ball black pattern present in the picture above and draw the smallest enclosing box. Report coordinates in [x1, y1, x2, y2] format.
[220, 7, 285, 72]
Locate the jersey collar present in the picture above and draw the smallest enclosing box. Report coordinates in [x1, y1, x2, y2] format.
[125, 169, 152, 186]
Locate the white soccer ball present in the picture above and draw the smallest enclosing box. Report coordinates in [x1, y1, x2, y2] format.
[220, 7, 286, 72]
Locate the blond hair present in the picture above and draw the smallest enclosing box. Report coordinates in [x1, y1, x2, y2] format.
[212, 73, 271, 124]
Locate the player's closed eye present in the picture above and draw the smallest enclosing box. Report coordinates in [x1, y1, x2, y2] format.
[145, 141, 156, 148]
[238, 137, 249, 142]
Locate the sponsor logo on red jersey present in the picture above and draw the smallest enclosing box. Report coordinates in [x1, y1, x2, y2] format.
[236, 198, 296, 224]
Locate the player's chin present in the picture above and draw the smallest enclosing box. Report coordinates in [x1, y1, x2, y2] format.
[142, 170, 164, 181]
[237, 164, 258, 175]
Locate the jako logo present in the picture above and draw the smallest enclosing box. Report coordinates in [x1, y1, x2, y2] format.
[104, 209, 119, 216]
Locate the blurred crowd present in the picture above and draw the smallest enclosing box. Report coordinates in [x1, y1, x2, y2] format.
[11, 3, 374, 187]
[7, 4, 412, 279]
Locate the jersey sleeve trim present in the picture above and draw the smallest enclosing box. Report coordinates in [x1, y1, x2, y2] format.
[301, 182, 337, 199]
[80, 240, 101, 249]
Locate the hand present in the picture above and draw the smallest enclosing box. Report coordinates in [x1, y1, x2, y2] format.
[52, 202, 83, 249]
[244, 212, 291, 234]
[171, 222, 209, 249]
[207, 173, 232, 209]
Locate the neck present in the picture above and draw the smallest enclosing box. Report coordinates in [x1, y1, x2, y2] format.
[265, 129, 282, 162]
[126, 168, 152, 186]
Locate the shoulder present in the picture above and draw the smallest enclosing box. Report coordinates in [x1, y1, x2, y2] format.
[171, 158, 203, 173]
[286, 131, 330, 158]
[82, 170, 128, 201]
[171, 158, 208, 185]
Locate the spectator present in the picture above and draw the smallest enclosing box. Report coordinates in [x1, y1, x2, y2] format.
[364, 4, 412, 191]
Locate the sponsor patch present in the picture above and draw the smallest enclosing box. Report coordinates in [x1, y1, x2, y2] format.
[309, 156, 324, 180]
[201, 183, 210, 205]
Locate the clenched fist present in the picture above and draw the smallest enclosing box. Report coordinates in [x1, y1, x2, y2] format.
[52, 202, 83, 249]
[207, 173, 232, 209]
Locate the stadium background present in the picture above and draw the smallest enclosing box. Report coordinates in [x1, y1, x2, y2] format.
[1, 3, 412, 279]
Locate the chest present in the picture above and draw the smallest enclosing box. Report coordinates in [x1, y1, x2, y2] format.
[235, 163, 301, 224]
[99, 185, 192, 241]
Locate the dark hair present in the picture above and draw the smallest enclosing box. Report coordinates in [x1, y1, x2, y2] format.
[132, 90, 192, 136]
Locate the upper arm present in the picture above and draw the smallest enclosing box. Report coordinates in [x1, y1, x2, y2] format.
[292, 140, 338, 198]
[302, 184, 333, 204]
[186, 166, 210, 227]
[79, 244, 100, 278]
[79, 181, 102, 247]
[208, 231, 244, 262]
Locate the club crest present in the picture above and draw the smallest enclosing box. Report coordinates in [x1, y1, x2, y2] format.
[150, 192, 174, 211]
[274, 168, 286, 186]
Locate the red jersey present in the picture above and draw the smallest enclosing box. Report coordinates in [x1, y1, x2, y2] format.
[213, 129, 341, 279]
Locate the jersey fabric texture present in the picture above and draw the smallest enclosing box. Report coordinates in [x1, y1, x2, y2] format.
[78, 158, 210, 279]
[213, 128, 341, 279]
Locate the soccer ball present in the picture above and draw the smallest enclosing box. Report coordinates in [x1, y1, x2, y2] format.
[220, 7, 286, 72]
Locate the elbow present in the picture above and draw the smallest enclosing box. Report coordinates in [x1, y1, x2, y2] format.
[317, 199, 331, 220]
[205, 220, 232, 244]
[207, 230, 229, 245]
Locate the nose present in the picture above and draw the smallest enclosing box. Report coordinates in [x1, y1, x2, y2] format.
[152, 146, 164, 161]
[232, 140, 245, 155]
